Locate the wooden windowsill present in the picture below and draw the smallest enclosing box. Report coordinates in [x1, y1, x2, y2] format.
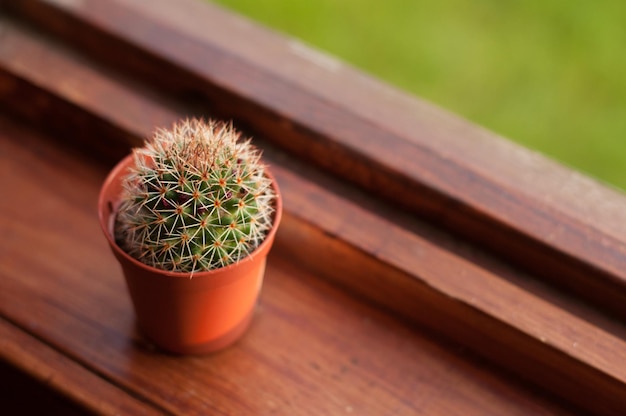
[1, 1, 625, 414]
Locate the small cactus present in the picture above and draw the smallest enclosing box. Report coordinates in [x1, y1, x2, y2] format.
[114, 118, 275, 273]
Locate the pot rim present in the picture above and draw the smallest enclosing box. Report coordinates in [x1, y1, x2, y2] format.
[98, 154, 283, 279]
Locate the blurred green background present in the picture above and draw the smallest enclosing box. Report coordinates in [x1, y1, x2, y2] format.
[213, 0, 626, 191]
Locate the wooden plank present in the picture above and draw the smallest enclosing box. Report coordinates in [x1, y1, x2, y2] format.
[0, 18, 624, 414]
[0, 116, 576, 415]
[4, 0, 626, 321]
[0, 359, 85, 416]
[274, 163, 626, 415]
[0, 318, 165, 415]
[0, 18, 184, 163]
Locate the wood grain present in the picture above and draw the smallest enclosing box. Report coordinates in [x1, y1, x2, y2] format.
[0, 318, 163, 415]
[1, 14, 625, 414]
[5, 0, 626, 321]
[274, 165, 626, 415]
[0, 117, 574, 415]
[2, 3, 626, 415]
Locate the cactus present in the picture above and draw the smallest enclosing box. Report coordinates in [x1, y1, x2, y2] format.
[114, 118, 275, 273]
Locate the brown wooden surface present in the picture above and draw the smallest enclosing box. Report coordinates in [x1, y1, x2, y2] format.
[0, 117, 573, 415]
[6, 0, 626, 322]
[1, 1, 625, 415]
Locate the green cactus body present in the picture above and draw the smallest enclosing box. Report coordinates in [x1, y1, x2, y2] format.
[115, 119, 275, 273]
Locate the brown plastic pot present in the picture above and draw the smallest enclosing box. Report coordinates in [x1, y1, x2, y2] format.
[98, 155, 282, 354]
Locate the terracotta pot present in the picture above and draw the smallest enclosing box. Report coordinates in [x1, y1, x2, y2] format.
[98, 155, 282, 354]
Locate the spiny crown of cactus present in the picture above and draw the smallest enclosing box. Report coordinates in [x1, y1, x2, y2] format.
[114, 118, 275, 273]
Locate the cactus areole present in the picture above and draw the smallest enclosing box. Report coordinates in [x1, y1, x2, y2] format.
[114, 118, 276, 274]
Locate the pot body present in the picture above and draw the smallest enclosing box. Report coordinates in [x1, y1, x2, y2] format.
[98, 155, 282, 354]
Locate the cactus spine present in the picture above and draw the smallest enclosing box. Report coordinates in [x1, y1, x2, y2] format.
[114, 118, 275, 273]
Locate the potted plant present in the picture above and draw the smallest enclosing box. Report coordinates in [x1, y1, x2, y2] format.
[98, 118, 282, 354]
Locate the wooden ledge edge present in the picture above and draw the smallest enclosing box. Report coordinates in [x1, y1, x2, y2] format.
[273, 165, 626, 416]
[0, 316, 166, 416]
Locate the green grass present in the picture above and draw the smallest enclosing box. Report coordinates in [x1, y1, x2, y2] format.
[213, 0, 626, 190]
